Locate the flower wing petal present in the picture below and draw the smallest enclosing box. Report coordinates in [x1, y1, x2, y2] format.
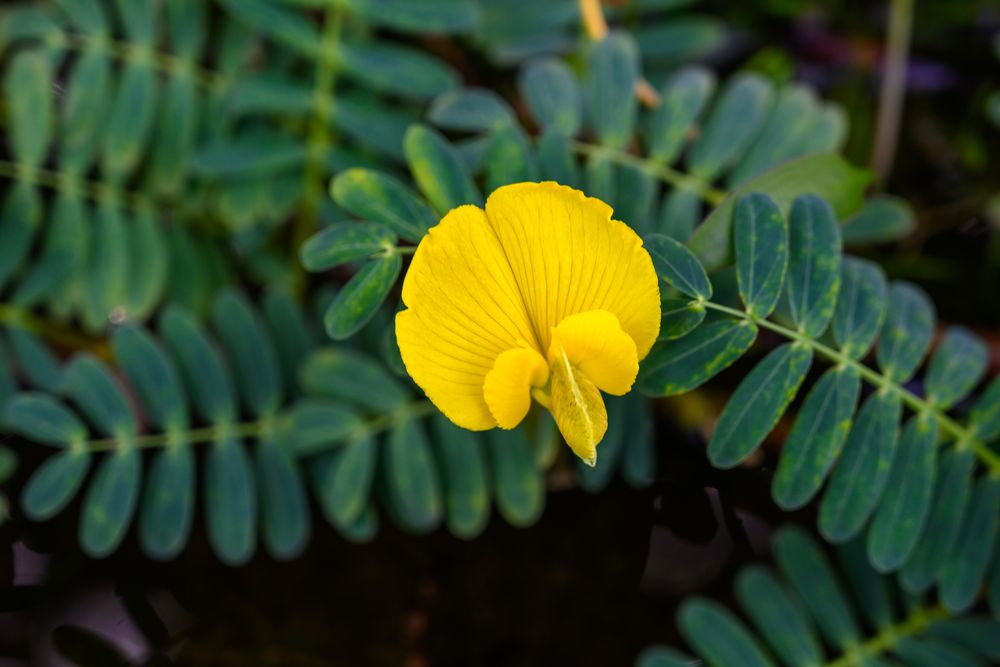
[549, 310, 638, 396]
[483, 182, 661, 359]
[396, 205, 537, 430]
[483, 347, 549, 429]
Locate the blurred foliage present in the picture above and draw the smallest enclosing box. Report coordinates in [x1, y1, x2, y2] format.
[1, 0, 1000, 665]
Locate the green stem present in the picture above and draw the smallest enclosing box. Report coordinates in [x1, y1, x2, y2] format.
[701, 300, 1000, 473]
[56, 33, 228, 91]
[824, 603, 947, 667]
[291, 4, 344, 296]
[570, 141, 727, 207]
[84, 400, 435, 452]
[0, 160, 153, 212]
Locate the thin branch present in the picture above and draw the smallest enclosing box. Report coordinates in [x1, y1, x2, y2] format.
[701, 300, 1000, 473]
[870, 0, 914, 184]
[825, 603, 948, 667]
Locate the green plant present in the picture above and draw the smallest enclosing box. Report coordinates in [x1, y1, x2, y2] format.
[1, 0, 999, 663]
[638, 525, 1000, 667]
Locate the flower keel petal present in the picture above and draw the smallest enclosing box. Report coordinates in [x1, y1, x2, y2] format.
[550, 347, 608, 466]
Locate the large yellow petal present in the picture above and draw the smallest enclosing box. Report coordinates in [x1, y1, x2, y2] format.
[549, 346, 608, 466]
[483, 346, 549, 429]
[483, 182, 661, 359]
[396, 205, 538, 430]
[549, 310, 638, 396]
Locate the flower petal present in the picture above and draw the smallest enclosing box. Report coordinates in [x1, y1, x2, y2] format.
[483, 347, 549, 429]
[549, 310, 638, 396]
[483, 181, 660, 359]
[549, 346, 608, 466]
[397, 205, 538, 430]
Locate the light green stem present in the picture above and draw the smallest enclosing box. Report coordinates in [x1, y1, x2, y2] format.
[84, 400, 435, 452]
[701, 300, 1000, 472]
[570, 141, 727, 206]
[824, 603, 947, 667]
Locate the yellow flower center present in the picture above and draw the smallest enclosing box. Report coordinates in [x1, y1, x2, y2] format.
[396, 182, 661, 465]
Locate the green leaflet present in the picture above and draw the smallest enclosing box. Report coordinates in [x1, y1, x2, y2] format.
[289, 399, 363, 455]
[584, 31, 639, 150]
[125, 209, 169, 321]
[101, 60, 158, 179]
[21, 450, 91, 521]
[338, 0, 479, 34]
[300, 222, 396, 271]
[836, 536, 895, 630]
[678, 599, 777, 667]
[928, 618, 1000, 660]
[0, 184, 41, 293]
[3, 393, 87, 447]
[404, 124, 482, 214]
[80, 447, 141, 558]
[689, 153, 871, 271]
[310, 436, 377, 530]
[833, 257, 888, 360]
[658, 299, 706, 340]
[484, 122, 539, 193]
[213, 290, 284, 417]
[876, 282, 935, 384]
[819, 391, 902, 543]
[735, 566, 824, 667]
[331, 168, 436, 242]
[657, 184, 701, 241]
[867, 416, 939, 573]
[300, 347, 408, 413]
[734, 193, 788, 318]
[486, 427, 544, 527]
[323, 253, 401, 340]
[519, 58, 581, 136]
[638, 319, 758, 397]
[536, 129, 581, 187]
[645, 233, 713, 300]
[429, 88, 515, 132]
[113, 326, 188, 430]
[784, 195, 842, 338]
[644, 67, 715, 165]
[5, 49, 53, 167]
[6, 328, 63, 392]
[708, 343, 813, 469]
[205, 435, 257, 566]
[159, 306, 237, 424]
[892, 638, 986, 667]
[64, 355, 135, 438]
[774, 526, 860, 651]
[335, 42, 458, 102]
[431, 416, 491, 539]
[727, 84, 821, 187]
[140, 445, 195, 561]
[686, 72, 774, 181]
[841, 195, 916, 245]
[970, 376, 1000, 442]
[925, 327, 988, 410]
[772, 366, 860, 511]
[256, 436, 311, 560]
[900, 448, 975, 593]
[383, 417, 442, 534]
[938, 477, 1000, 613]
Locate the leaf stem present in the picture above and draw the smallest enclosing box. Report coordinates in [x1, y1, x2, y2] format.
[569, 141, 727, 207]
[824, 603, 948, 667]
[701, 300, 1000, 472]
[56, 33, 228, 91]
[0, 160, 154, 212]
[291, 3, 344, 296]
[84, 400, 435, 452]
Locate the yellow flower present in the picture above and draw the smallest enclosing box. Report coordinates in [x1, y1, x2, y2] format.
[396, 182, 660, 465]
